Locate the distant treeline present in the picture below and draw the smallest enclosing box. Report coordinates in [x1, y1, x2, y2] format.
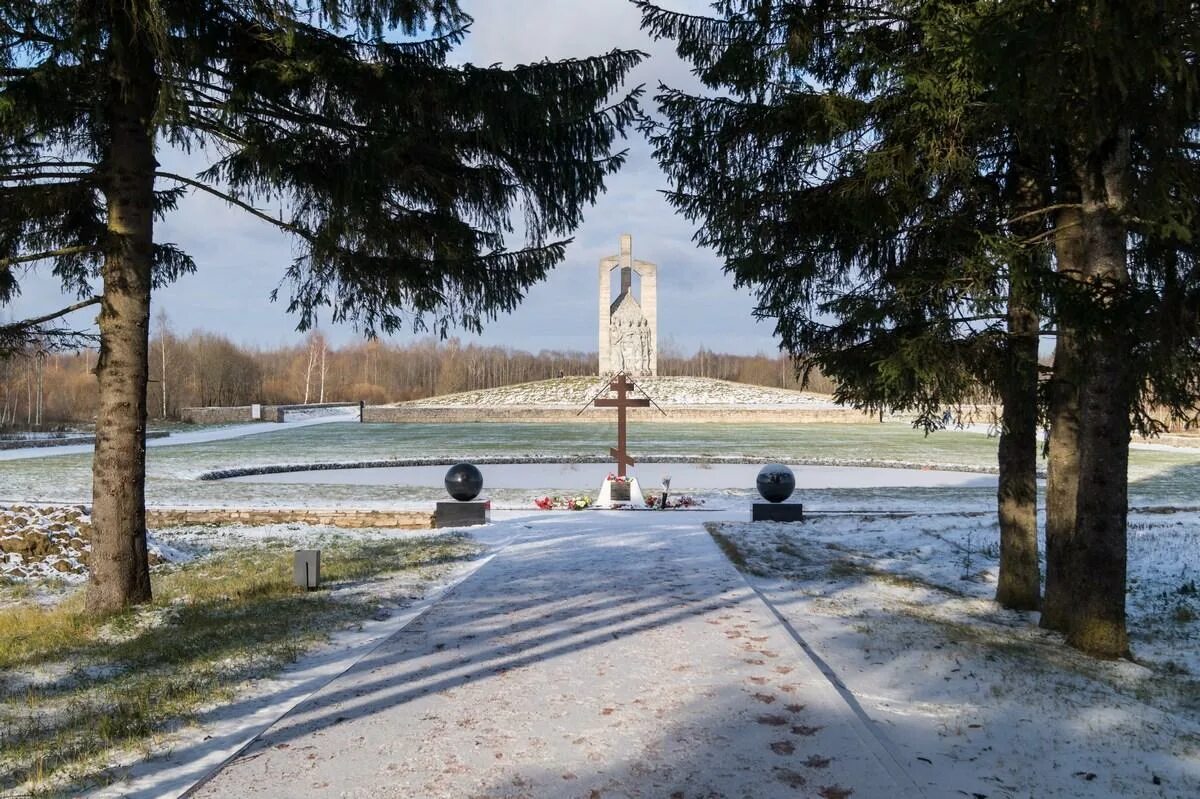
[0, 327, 835, 426]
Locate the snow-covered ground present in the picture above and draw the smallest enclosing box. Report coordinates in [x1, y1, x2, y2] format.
[24, 509, 1196, 799]
[399, 375, 843, 407]
[0, 431, 79, 441]
[0, 404, 357, 463]
[1, 411, 1198, 796]
[227, 461, 998, 490]
[715, 512, 1200, 798]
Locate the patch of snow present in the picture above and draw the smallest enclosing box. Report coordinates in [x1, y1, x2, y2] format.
[716, 509, 1200, 798]
[0, 411, 354, 462]
[0, 431, 81, 441]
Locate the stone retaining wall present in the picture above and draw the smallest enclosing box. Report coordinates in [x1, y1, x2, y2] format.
[0, 431, 169, 450]
[362, 405, 881, 424]
[179, 406, 272, 424]
[180, 402, 360, 425]
[145, 507, 435, 529]
[1138, 433, 1200, 449]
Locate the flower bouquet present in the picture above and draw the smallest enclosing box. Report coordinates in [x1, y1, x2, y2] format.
[534, 495, 593, 510]
[645, 494, 703, 509]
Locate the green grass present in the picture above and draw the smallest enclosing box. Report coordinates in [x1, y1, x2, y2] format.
[0, 534, 480, 796]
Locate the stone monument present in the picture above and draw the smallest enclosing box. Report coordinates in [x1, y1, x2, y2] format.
[598, 234, 657, 376]
[752, 463, 804, 522]
[435, 463, 490, 528]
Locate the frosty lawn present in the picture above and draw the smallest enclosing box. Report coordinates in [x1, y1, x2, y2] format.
[0, 531, 481, 796]
[3, 417, 1200, 508]
[0, 420, 1198, 796]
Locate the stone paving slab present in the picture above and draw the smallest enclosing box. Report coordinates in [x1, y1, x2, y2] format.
[191, 515, 907, 798]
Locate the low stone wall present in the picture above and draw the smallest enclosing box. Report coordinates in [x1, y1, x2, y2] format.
[180, 402, 360, 425]
[145, 507, 435, 529]
[1139, 433, 1200, 449]
[0, 431, 169, 450]
[272, 402, 360, 416]
[179, 406, 267, 424]
[362, 405, 879, 425]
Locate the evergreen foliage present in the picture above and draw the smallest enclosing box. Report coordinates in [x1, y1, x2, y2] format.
[637, 0, 1017, 427]
[1, 0, 643, 611]
[638, 0, 1200, 657]
[2, 0, 643, 336]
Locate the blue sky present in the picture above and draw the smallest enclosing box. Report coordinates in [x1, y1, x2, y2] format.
[7, 1, 782, 356]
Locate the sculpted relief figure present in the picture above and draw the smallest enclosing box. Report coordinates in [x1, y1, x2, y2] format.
[598, 234, 658, 376]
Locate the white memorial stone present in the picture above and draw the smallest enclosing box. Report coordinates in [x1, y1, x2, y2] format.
[596, 476, 646, 508]
[598, 234, 657, 376]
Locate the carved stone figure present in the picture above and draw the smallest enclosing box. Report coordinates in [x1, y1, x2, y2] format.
[598, 234, 657, 376]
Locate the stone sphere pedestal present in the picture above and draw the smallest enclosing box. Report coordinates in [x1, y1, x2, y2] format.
[435, 500, 490, 528]
[436, 463, 489, 527]
[752, 463, 803, 522]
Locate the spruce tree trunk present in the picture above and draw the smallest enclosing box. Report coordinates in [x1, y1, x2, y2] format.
[1041, 188, 1084, 633]
[995, 291, 1040, 610]
[1063, 138, 1132, 657]
[86, 13, 159, 614]
[1068, 319, 1131, 656]
[1041, 329, 1080, 631]
[995, 162, 1043, 611]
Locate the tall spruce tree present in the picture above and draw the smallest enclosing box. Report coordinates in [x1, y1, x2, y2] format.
[636, 0, 1046, 611]
[638, 0, 1200, 657]
[1018, 0, 1200, 655]
[2, 1, 642, 613]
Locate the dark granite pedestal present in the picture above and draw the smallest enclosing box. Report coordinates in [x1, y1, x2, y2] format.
[752, 502, 804, 523]
[435, 500, 490, 528]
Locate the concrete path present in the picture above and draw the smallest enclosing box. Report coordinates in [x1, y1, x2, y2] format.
[191, 514, 912, 798]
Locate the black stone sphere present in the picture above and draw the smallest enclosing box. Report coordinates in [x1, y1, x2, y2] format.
[756, 463, 796, 503]
[444, 463, 483, 502]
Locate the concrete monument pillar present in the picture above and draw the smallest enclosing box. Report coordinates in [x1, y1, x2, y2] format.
[597, 255, 616, 376]
[598, 234, 657, 376]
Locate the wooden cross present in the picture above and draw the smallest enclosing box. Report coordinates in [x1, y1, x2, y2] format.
[593, 372, 650, 477]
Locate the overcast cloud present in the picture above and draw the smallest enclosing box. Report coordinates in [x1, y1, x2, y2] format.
[7, 0, 781, 356]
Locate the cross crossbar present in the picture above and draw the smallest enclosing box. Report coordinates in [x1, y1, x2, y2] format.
[594, 398, 651, 408]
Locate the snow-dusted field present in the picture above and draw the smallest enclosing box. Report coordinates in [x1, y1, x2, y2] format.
[398, 375, 843, 407]
[1, 416, 1198, 797]
[3, 417, 1199, 509]
[227, 461, 998, 490]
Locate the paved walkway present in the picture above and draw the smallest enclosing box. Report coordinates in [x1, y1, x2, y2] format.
[191, 514, 911, 798]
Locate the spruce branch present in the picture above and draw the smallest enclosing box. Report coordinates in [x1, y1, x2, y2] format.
[154, 170, 312, 240]
[0, 245, 100, 270]
[0, 296, 100, 355]
[2, 295, 99, 329]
